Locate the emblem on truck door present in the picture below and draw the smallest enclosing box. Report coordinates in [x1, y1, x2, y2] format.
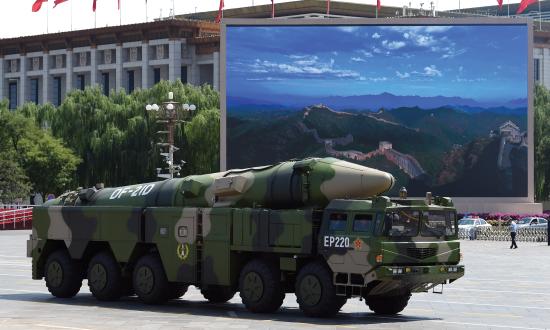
[177, 243, 190, 260]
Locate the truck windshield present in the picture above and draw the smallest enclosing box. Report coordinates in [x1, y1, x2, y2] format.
[421, 211, 457, 237]
[381, 210, 420, 237]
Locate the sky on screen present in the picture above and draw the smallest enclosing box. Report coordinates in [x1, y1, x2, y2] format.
[226, 24, 528, 102]
[0, 1, 529, 39]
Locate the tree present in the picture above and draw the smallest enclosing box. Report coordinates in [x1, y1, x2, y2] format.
[0, 156, 31, 204]
[534, 84, 550, 201]
[0, 109, 80, 197]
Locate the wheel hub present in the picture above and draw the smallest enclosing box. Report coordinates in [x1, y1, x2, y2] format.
[299, 274, 322, 306]
[136, 266, 154, 295]
[47, 261, 63, 288]
[89, 263, 107, 291]
[242, 271, 263, 302]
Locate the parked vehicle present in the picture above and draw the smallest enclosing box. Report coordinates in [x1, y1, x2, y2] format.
[458, 217, 492, 230]
[516, 217, 548, 229]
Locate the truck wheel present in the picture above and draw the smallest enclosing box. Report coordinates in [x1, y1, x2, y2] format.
[239, 259, 284, 313]
[87, 252, 123, 301]
[201, 285, 235, 303]
[295, 261, 346, 317]
[44, 250, 82, 298]
[365, 293, 411, 315]
[133, 254, 169, 304]
[167, 283, 188, 300]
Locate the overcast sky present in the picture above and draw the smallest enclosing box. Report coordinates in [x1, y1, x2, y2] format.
[0, 0, 529, 39]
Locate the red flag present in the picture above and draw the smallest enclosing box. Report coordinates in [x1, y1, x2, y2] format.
[32, 0, 48, 12]
[215, 0, 224, 23]
[516, 0, 537, 14]
[271, 0, 275, 18]
[118, 0, 120, 10]
[327, 0, 330, 15]
[93, 0, 97, 11]
[53, 0, 68, 7]
[497, 0, 503, 9]
[377, 0, 381, 11]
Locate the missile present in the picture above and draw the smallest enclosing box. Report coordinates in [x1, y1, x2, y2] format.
[56, 157, 394, 209]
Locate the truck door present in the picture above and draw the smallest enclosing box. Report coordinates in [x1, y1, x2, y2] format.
[319, 211, 351, 272]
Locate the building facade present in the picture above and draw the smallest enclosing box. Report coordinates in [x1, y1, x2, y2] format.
[0, 20, 220, 109]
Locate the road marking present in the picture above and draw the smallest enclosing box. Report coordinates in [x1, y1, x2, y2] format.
[462, 312, 522, 318]
[0, 273, 29, 278]
[447, 287, 550, 296]
[0, 288, 46, 294]
[372, 315, 545, 330]
[35, 324, 92, 330]
[413, 299, 550, 311]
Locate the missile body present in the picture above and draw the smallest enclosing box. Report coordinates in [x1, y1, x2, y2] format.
[51, 157, 394, 209]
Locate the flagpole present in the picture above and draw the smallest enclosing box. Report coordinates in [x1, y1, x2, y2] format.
[120, 0, 122, 25]
[145, 1, 148, 22]
[70, 0, 73, 31]
[47, 2, 49, 33]
[507, 0, 509, 17]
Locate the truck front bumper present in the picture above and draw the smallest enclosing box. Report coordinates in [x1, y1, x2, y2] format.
[373, 264, 464, 288]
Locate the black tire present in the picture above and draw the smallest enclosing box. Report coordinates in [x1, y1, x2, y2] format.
[239, 259, 284, 313]
[167, 283, 188, 300]
[201, 285, 235, 303]
[295, 261, 346, 317]
[365, 293, 411, 315]
[133, 254, 170, 304]
[87, 251, 123, 301]
[44, 250, 82, 298]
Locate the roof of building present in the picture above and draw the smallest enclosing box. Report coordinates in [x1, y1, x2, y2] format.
[0, 19, 220, 56]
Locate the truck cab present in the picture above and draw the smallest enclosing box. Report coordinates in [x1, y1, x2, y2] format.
[314, 196, 464, 314]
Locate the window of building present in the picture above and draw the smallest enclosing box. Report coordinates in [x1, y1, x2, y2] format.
[534, 58, 541, 82]
[181, 66, 188, 84]
[199, 64, 214, 86]
[153, 68, 161, 84]
[30, 79, 39, 104]
[102, 72, 109, 96]
[77, 74, 85, 91]
[53, 77, 62, 106]
[127, 70, 134, 93]
[8, 82, 17, 110]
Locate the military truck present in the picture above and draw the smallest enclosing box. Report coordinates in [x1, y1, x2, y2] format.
[27, 157, 464, 317]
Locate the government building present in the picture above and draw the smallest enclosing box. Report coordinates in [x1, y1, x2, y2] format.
[2, 0, 550, 109]
[0, 20, 219, 109]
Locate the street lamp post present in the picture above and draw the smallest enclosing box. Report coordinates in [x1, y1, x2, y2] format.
[146, 92, 196, 179]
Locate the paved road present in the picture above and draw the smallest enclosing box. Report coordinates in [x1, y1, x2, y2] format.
[0, 230, 549, 329]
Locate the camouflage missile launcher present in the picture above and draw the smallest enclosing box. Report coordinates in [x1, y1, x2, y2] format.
[27, 157, 464, 317]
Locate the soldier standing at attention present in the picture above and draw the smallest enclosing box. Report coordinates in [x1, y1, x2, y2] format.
[509, 220, 518, 249]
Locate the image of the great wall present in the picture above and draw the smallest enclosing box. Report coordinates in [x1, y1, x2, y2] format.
[228, 101, 528, 197]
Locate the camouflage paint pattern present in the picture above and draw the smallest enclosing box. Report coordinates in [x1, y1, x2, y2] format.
[28, 157, 463, 300]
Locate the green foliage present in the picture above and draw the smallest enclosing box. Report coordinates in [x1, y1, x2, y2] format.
[0, 108, 80, 198]
[9, 80, 220, 189]
[534, 84, 550, 201]
[0, 155, 31, 203]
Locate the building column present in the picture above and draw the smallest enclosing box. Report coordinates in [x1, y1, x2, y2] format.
[0, 58, 4, 101]
[189, 45, 199, 86]
[43, 53, 49, 104]
[66, 50, 73, 93]
[168, 40, 181, 82]
[19, 55, 26, 106]
[116, 45, 122, 92]
[90, 47, 97, 86]
[142, 42, 149, 89]
[213, 51, 220, 91]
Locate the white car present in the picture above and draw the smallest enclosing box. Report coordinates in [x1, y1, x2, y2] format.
[516, 217, 548, 229]
[458, 217, 492, 230]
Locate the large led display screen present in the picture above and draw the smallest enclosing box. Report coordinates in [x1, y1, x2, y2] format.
[223, 21, 531, 197]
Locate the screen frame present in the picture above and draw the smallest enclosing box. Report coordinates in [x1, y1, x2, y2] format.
[220, 17, 534, 203]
